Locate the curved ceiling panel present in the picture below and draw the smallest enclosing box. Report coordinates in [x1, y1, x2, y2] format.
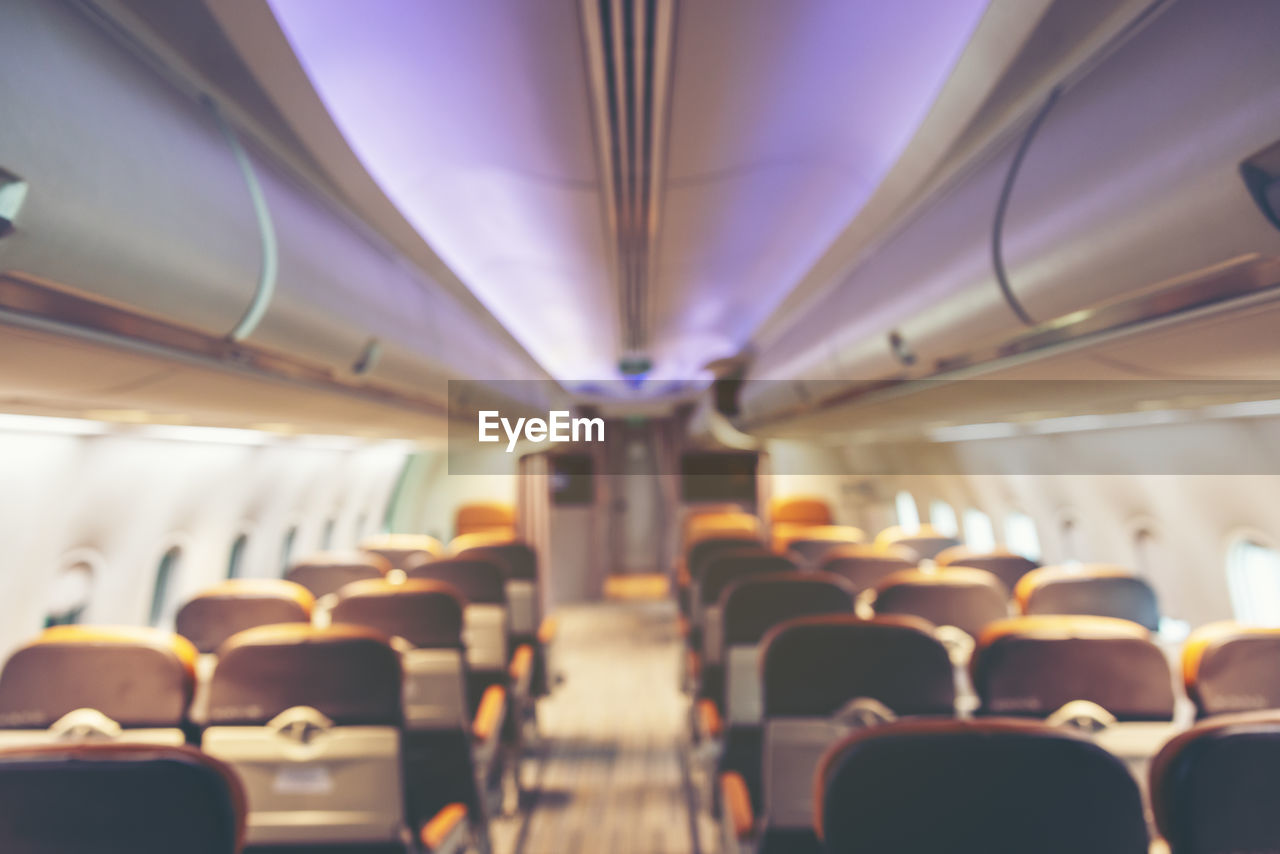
[267, 0, 617, 382]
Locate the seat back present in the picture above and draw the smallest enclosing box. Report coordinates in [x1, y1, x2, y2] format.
[815, 544, 917, 594]
[176, 579, 314, 654]
[285, 550, 389, 599]
[330, 579, 469, 730]
[1183, 622, 1280, 717]
[817, 719, 1149, 854]
[972, 616, 1176, 721]
[872, 568, 1010, 639]
[781, 525, 866, 565]
[0, 743, 245, 853]
[405, 557, 506, 605]
[681, 503, 747, 546]
[685, 511, 762, 548]
[203, 623, 405, 846]
[1016, 565, 1161, 631]
[937, 546, 1040, 590]
[720, 572, 855, 726]
[453, 501, 515, 538]
[360, 534, 444, 570]
[697, 551, 796, 665]
[1151, 711, 1280, 854]
[769, 496, 832, 527]
[453, 541, 541, 637]
[0, 626, 195, 746]
[758, 615, 955, 831]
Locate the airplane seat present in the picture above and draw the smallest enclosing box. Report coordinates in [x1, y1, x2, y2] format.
[682, 537, 770, 640]
[871, 567, 1010, 645]
[936, 546, 1041, 591]
[360, 534, 445, 571]
[1182, 621, 1280, 718]
[329, 579, 501, 848]
[718, 614, 955, 854]
[874, 524, 960, 561]
[453, 501, 516, 539]
[1016, 564, 1161, 631]
[767, 496, 832, 553]
[780, 525, 866, 566]
[972, 615, 1179, 774]
[0, 742, 245, 853]
[813, 544, 917, 595]
[692, 551, 795, 709]
[681, 504, 749, 545]
[201, 623, 418, 850]
[1150, 710, 1280, 854]
[0, 626, 196, 747]
[176, 579, 315, 654]
[815, 719, 1149, 854]
[286, 551, 391, 600]
[680, 520, 765, 614]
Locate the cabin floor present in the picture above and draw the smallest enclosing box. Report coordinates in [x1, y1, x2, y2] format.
[493, 600, 716, 854]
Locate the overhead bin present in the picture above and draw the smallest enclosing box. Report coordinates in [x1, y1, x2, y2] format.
[0, 0, 548, 420]
[742, 0, 1280, 428]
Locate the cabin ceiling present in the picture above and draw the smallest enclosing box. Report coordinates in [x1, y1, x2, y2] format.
[258, 0, 991, 392]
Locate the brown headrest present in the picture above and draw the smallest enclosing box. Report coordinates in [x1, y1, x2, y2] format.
[404, 557, 506, 604]
[0, 626, 196, 729]
[176, 580, 314, 654]
[700, 550, 797, 608]
[816, 545, 918, 594]
[972, 616, 1175, 721]
[453, 501, 516, 537]
[0, 743, 245, 853]
[761, 615, 954, 718]
[721, 572, 856, 647]
[687, 538, 770, 583]
[937, 547, 1040, 590]
[770, 496, 833, 526]
[1015, 565, 1160, 631]
[359, 534, 444, 569]
[1183, 622, 1280, 717]
[873, 568, 1010, 639]
[449, 530, 516, 554]
[453, 541, 538, 581]
[1150, 710, 1280, 854]
[285, 551, 389, 598]
[329, 579, 466, 648]
[208, 624, 401, 726]
[817, 718, 1148, 853]
[685, 513, 762, 548]
[783, 526, 867, 564]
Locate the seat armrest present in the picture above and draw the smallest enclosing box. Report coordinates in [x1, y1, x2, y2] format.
[697, 698, 723, 741]
[509, 644, 535, 699]
[720, 771, 755, 853]
[420, 803, 469, 853]
[538, 616, 558, 645]
[472, 685, 507, 743]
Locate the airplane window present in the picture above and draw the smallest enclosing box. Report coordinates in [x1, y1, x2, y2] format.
[280, 526, 298, 575]
[355, 513, 367, 542]
[963, 509, 996, 553]
[148, 547, 182, 627]
[227, 533, 248, 579]
[322, 518, 336, 550]
[895, 491, 920, 534]
[44, 560, 93, 627]
[1004, 513, 1041, 561]
[1060, 517, 1081, 563]
[1133, 528, 1157, 577]
[1227, 538, 1280, 626]
[929, 500, 959, 538]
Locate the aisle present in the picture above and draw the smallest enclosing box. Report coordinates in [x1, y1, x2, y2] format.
[492, 600, 716, 854]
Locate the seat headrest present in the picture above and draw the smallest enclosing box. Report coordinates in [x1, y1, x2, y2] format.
[972, 616, 1175, 721]
[453, 501, 516, 537]
[176, 579, 314, 653]
[1015, 565, 1160, 631]
[686, 538, 768, 582]
[875, 526, 961, 561]
[699, 551, 796, 607]
[0, 626, 196, 729]
[721, 572, 856, 647]
[684, 513, 762, 548]
[1183, 622, 1280, 717]
[782, 525, 867, 564]
[449, 530, 516, 554]
[453, 541, 538, 580]
[816, 545, 918, 593]
[769, 496, 832, 526]
[285, 551, 389, 598]
[329, 579, 466, 649]
[1150, 711, 1280, 854]
[761, 615, 954, 718]
[817, 719, 1148, 853]
[359, 534, 444, 569]
[208, 624, 401, 726]
[936, 547, 1040, 590]
[0, 743, 245, 853]
[872, 568, 1010, 639]
[404, 557, 506, 604]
